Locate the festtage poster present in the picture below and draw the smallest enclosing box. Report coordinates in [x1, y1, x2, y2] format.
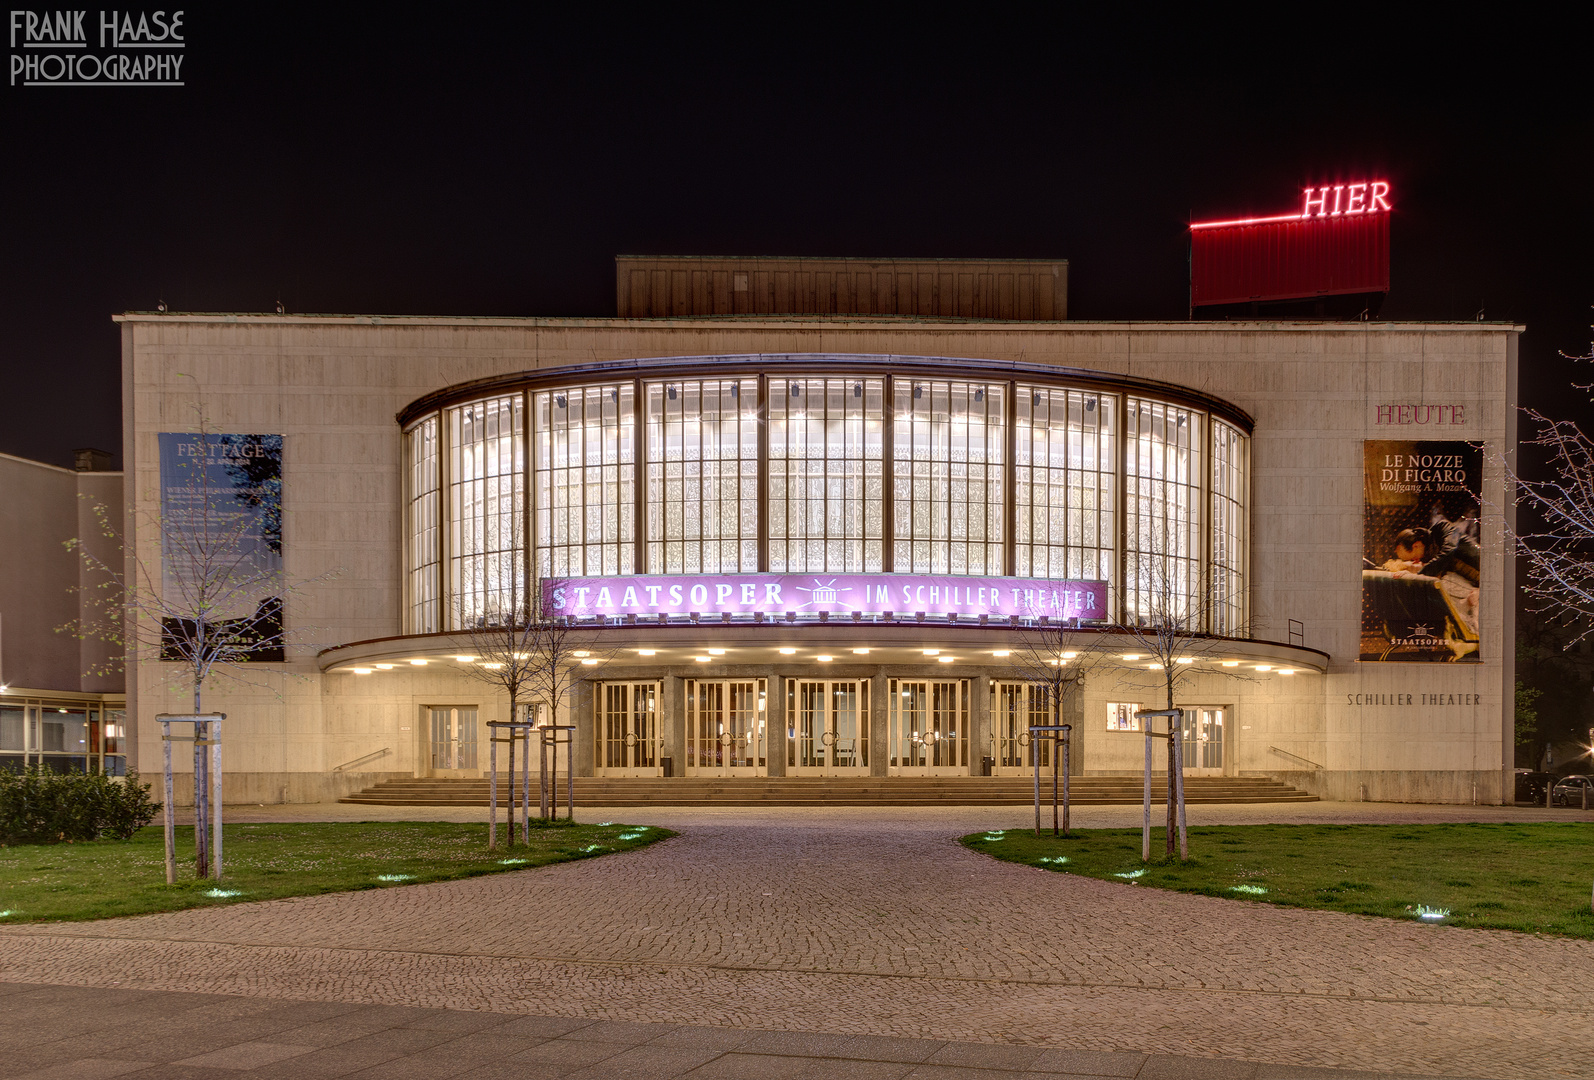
[1360, 440, 1482, 662]
[158, 433, 285, 661]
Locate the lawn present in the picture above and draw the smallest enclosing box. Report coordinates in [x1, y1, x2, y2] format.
[0, 819, 671, 923]
[963, 822, 1594, 938]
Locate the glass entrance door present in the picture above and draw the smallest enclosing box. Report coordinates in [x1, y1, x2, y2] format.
[789, 680, 870, 776]
[598, 682, 661, 776]
[428, 706, 479, 774]
[1182, 707, 1226, 774]
[990, 682, 1050, 776]
[888, 679, 968, 775]
[686, 679, 767, 776]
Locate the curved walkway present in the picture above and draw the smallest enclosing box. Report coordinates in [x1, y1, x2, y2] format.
[3, 803, 1591, 1079]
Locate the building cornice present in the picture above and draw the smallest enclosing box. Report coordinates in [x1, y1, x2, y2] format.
[112, 312, 1527, 334]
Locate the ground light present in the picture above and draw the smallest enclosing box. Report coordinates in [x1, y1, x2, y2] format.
[204, 889, 242, 898]
[376, 874, 415, 882]
[1415, 905, 1451, 921]
[1114, 869, 1145, 879]
[1230, 885, 1267, 895]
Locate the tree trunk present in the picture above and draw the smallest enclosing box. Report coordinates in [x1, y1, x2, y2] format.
[506, 692, 517, 845]
[193, 683, 209, 879]
[1164, 675, 1175, 858]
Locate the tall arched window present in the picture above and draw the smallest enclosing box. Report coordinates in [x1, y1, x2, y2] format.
[448, 396, 523, 627]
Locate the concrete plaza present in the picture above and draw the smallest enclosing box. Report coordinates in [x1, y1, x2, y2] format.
[2, 800, 1591, 1080]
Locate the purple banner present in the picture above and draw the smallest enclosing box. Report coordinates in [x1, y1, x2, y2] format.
[542, 573, 1106, 621]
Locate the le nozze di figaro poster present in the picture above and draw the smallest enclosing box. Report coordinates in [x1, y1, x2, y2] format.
[1360, 440, 1482, 662]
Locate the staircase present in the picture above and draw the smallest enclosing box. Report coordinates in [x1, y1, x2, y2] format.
[340, 775, 1317, 807]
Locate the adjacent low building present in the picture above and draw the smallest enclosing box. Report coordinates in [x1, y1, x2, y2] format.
[0, 449, 126, 774]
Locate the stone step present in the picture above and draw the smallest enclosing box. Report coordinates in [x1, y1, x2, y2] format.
[340, 775, 1318, 807]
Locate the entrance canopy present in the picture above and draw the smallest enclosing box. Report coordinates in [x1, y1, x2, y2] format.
[317, 623, 1329, 677]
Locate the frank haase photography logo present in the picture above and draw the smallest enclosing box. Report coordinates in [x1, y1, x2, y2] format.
[10, 9, 183, 86]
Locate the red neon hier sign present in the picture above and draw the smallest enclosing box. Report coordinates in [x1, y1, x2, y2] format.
[1190, 181, 1391, 230]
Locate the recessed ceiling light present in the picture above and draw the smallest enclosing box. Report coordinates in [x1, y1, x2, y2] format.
[351, 668, 373, 675]
[938, 656, 955, 663]
[779, 647, 797, 655]
[375, 663, 395, 669]
[1255, 664, 1272, 672]
[1121, 654, 1141, 661]
[481, 661, 504, 669]
[923, 649, 940, 656]
[708, 648, 726, 655]
[1220, 660, 1240, 667]
[694, 656, 711, 662]
[1176, 657, 1194, 665]
[1278, 668, 1296, 675]
[991, 650, 1011, 657]
[573, 650, 591, 658]
[637, 649, 657, 656]
[581, 658, 599, 666]
[453, 655, 476, 662]
[852, 648, 871, 654]
[409, 659, 427, 666]
[817, 655, 833, 662]
[1061, 651, 1078, 659]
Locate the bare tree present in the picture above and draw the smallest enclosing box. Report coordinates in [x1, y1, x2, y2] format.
[1004, 613, 1113, 834]
[455, 572, 614, 842]
[1115, 551, 1252, 711]
[1109, 551, 1254, 860]
[1508, 387, 1594, 640]
[63, 421, 330, 879]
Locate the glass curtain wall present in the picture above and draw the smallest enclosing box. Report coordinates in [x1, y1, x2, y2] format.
[767, 377, 884, 572]
[1124, 398, 1202, 626]
[1210, 420, 1248, 635]
[893, 380, 1004, 574]
[1014, 387, 1115, 583]
[406, 367, 1249, 633]
[448, 397, 524, 628]
[647, 379, 758, 573]
[404, 416, 441, 634]
[534, 385, 636, 581]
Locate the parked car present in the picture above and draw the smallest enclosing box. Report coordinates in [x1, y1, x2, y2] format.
[1551, 774, 1594, 808]
[1515, 769, 1553, 803]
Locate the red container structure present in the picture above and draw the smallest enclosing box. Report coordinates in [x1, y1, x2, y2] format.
[1190, 200, 1390, 309]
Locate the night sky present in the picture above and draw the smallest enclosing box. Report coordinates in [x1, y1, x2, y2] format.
[2, 12, 1588, 469]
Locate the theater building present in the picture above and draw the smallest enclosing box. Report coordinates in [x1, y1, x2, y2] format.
[113, 256, 1519, 804]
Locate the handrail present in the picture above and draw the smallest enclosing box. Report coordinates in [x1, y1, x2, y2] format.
[333, 747, 391, 773]
[1268, 745, 1324, 770]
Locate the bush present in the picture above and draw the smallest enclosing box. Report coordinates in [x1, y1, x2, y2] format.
[0, 767, 161, 845]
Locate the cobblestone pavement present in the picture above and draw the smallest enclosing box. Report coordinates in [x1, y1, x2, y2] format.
[3, 803, 1591, 1080]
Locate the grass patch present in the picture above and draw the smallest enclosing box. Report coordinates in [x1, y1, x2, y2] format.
[962, 822, 1594, 939]
[0, 819, 671, 923]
